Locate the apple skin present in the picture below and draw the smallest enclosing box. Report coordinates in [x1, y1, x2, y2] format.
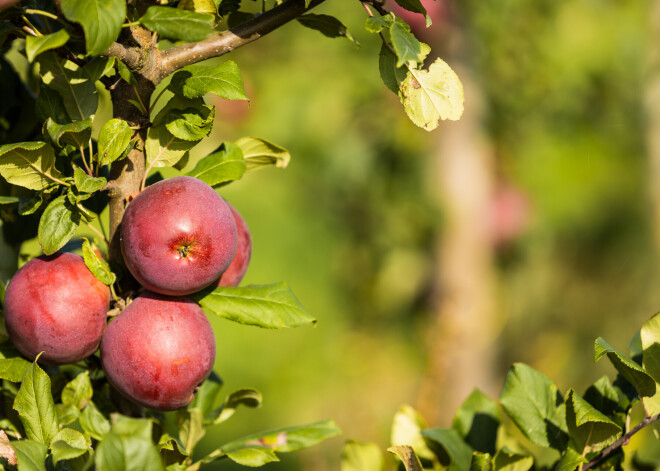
[120, 176, 238, 296]
[100, 292, 216, 411]
[4, 252, 110, 365]
[216, 203, 252, 287]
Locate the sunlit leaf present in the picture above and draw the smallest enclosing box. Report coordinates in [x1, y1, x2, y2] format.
[13, 360, 59, 446]
[97, 118, 133, 166]
[36, 52, 98, 120]
[169, 62, 248, 100]
[50, 428, 90, 464]
[341, 441, 384, 471]
[25, 29, 70, 62]
[564, 388, 621, 454]
[38, 195, 80, 255]
[185, 142, 246, 187]
[400, 59, 464, 130]
[81, 238, 116, 285]
[60, 0, 126, 55]
[499, 363, 568, 450]
[140, 6, 214, 42]
[191, 283, 316, 329]
[234, 136, 290, 170]
[0, 141, 66, 190]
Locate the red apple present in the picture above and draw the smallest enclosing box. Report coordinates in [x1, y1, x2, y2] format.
[4, 252, 110, 365]
[100, 292, 216, 411]
[216, 203, 251, 287]
[120, 176, 238, 296]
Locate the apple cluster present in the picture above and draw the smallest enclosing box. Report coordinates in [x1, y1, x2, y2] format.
[3, 176, 252, 411]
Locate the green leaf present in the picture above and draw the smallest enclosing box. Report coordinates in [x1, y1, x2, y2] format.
[36, 52, 98, 121]
[74, 167, 106, 193]
[44, 118, 92, 148]
[35, 86, 69, 124]
[564, 389, 621, 454]
[169, 62, 248, 100]
[56, 404, 80, 426]
[498, 363, 568, 450]
[145, 124, 198, 169]
[452, 389, 501, 455]
[50, 428, 90, 464]
[226, 447, 279, 467]
[60, 0, 126, 55]
[583, 376, 628, 423]
[297, 14, 358, 44]
[222, 420, 341, 454]
[208, 388, 262, 425]
[188, 370, 223, 418]
[341, 441, 384, 471]
[85, 56, 117, 83]
[492, 447, 533, 471]
[164, 106, 215, 141]
[25, 29, 70, 62]
[12, 439, 47, 471]
[365, 15, 394, 34]
[176, 408, 205, 455]
[471, 452, 492, 471]
[79, 402, 110, 440]
[95, 431, 164, 471]
[400, 58, 465, 130]
[234, 136, 291, 170]
[116, 60, 136, 85]
[185, 142, 246, 187]
[110, 415, 154, 441]
[421, 428, 474, 471]
[389, 18, 429, 67]
[61, 371, 93, 410]
[179, 0, 218, 15]
[140, 6, 214, 42]
[640, 312, 660, 415]
[13, 360, 59, 446]
[378, 42, 408, 94]
[386, 445, 424, 471]
[0, 357, 30, 382]
[594, 337, 656, 397]
[81, 238, 116, 285]
[191, 283, 316, 329]
[393, 0, 431, 27]
[555, 448, 587, 471]
[38, 195, 80, 255]
[390, 405, 434, 460]
[0, 141, 66, 191]
[97, 118, 133, 166]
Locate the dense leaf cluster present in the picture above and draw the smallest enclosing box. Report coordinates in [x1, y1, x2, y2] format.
[342, 313, 660, 471]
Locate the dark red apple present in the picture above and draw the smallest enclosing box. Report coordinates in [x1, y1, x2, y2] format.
[216, 203, 251, 287]
[4, 252, 110, 365]
[100, 292, 215, 411]
[120, 176, 238, 296]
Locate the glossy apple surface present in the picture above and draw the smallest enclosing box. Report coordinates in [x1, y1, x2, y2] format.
[120, 176, 238, 295]
[4, 252, 110, 365]
[100, 292, 216, 411]
[216, 203, 252, 287]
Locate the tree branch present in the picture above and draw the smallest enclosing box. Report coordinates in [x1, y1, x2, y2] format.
[159, 0, 327, 78]
[582, 412, 660, 471]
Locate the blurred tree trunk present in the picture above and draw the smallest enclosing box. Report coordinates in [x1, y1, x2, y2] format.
[646, 1, 660, 251]
[416, 33, 499, 423]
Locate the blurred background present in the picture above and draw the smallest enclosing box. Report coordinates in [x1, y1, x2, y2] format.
[3, 0, 660, 468]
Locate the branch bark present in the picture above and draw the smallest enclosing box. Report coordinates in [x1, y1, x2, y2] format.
[159, 0, 327, 78]
[582, 413, 660, 470]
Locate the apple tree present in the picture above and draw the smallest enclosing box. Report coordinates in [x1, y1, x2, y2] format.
[0, 0, 464, 469]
